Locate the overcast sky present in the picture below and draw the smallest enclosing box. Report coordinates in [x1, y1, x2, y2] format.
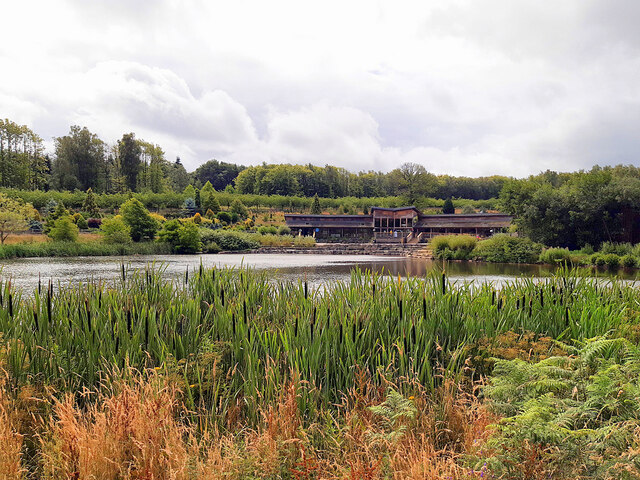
[2, 0, 639, 177]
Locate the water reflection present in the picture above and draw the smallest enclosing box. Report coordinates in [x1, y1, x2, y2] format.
[1, 253, 638, 293]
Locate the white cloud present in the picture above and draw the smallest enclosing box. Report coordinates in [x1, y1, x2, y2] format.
[1, 0, 639, 177]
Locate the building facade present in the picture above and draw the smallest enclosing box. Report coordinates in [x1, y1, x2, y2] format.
[285, 207, 512, 242]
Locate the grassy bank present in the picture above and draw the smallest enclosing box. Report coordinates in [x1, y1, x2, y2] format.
[0, 241, 171, 259]
[1, 266, 639, 477]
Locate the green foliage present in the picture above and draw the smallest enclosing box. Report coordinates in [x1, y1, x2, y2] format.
[257, 225, 278, 235]
[368, 389, 417, 444]
[293, 235, 316, 247]
[310, 194, 322, 214]
[431, 235, 477, 260]
[442, 197, 455, 214]
[499, 166, 640, 249]
[157, 220, 202, 253]
[461, 204, 476, 214]
[99, 216, 131, 244]
[120, 198, 158, 242]
[0, 192, 35, 243]
[600, 241, 633, 256]
[602, 253, 621, 269]
[48, 215, 79, 242]
[277, 225, 291, 235]
[230, 198, 248, 218]
[82, 188, 100, 216]
[472, 234, 542, 264]
[621, 254, 636, 268]
[538, 247, 572, 265]
[483, 338, 640, 478]
[204, 230, 260, 250]
[0, 240, 170, 258]
[216, 211, 232, 224]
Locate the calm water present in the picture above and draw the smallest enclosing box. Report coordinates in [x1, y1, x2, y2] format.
[1, 253, 637, 292]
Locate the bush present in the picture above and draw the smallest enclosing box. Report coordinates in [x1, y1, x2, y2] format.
[277, 225, 291, 235]
[216, 211, 232, 225]
[230, 199, 249, 218]
[202, 241, 221, 254]
[603, 253, 620, 269]
[431, 235, 477, 260]
[539, 247, 572, 265]
[157, 220, 202, 253]
[100, 216, 132, 244]
[120, 198, 158, 242]
[293, 235, 316, 248]
[49, 216, 79, 242]
[472, 234, 542, 264]
[599, 241, 633, 256]
[73, 213, 88, 230]
[205, 230, 259, 251]
[590, 253, 606, 266]
[621, 254, 637, 268]
[257, 225, 278, 235]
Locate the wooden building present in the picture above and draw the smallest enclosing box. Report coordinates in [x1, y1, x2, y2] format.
[285, 207, 512, 242]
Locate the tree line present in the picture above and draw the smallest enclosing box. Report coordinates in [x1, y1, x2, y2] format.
[500, 165, 640, 249]
[0, 118, 507, 200]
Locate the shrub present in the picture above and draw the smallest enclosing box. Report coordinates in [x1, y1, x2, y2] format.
[73, 213, 88, 230]
[442, 197, 454, 214]
[579, 243, 594, 255]
[157, 220, 202, 253]
[472, 234, 542, 264]
[202, 241, 221, 253]
[205, 230, 259, 251]
[216, 211, 232, 225]
[230, 199, 249, 218]
[100, 216, 132, 244]
[621, 254, 637, 268]
[603, 253, 620, 269]
[293, 235, 316, 247]
[590, 253, 606, 266]
[431, 235, 477, 260]
[257, 225, 278, 235]
[149, 212, 166, 224]
[49, 216, 79, 242]
[599, 241, 633, 256]
[539, 247, 572, 265]
[120, 198, 158, 242]
[277, 225, 291, 236]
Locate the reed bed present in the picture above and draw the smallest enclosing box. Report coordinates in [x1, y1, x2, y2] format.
[0, 265, 635, 427]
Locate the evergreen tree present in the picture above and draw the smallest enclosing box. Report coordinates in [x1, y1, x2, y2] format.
[442, 197, 455, 214]
[311, 194, 322, 214]
[82, 188, 100, 217]
[120, 198, 157, 241]
[118, 133, 142, 191]
[230, 199, 248, 218]
[195, 188, 201, 209]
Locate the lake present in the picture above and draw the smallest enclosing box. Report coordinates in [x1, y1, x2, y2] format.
[2, 253, 636, 292]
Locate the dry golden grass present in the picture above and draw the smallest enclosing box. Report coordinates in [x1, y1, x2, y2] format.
[3, 234, 50, 245]
[0, 369, 25, 480]
[0, 369, 496, 479]
[3, 233, 101, 245]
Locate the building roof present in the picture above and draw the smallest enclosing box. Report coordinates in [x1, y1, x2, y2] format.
[415, 213, 512, 229]
[370, 206, 419, 213]
[285, 214, 373, 228]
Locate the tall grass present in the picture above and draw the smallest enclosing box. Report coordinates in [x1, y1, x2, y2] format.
[0, 265, 634, 428]
[0, 241, 170, 259]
